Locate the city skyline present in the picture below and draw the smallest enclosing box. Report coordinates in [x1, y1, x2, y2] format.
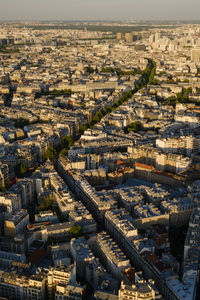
[1, 2, 200, 298]
[1, 0, 200, 21]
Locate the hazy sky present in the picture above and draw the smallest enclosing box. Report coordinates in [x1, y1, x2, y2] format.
[1, 0, 200, 21]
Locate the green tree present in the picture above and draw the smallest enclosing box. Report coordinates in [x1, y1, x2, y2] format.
[105, 105, 113, 113]
[61, 135, 73, 149]
[70, 225, 82, 238]
[60, 148, 68, 156]
[84, 66, 94, 74]
[15, 118, 30, 128]
[92, 114, 100, 123]
[50, 89, 71, 96]
[39, 195, 55, 211]
[101, 67, 115, 73]
[124, 121, 143, 134]
[79, 124, 88, 135]
[44, 146, 57, 160]
[19, 162, 27, 175]
[0, 186, 7, 193]
[183, 79, 189, 83]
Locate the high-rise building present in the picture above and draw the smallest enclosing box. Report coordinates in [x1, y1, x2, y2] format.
[125, 33, 133, 43]
[116, 32, 123, 40]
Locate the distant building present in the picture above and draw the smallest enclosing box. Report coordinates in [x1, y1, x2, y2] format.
[191, 49, 200, 62]
[125, 33, 133, 43]
[116, 32, 123, 40]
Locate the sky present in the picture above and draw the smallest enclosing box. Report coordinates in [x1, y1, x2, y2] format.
[1, 0, 200, 21]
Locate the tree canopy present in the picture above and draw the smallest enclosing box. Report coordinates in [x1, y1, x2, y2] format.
[70, 225, 82, 238]
[44, 146, 57, 160]
[60, 148, 68, 156]
[61, 135, 73, 149]
[38, 195, 55, 211]
[19, 162, 27, 175]
[124, 121, 143, 134]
